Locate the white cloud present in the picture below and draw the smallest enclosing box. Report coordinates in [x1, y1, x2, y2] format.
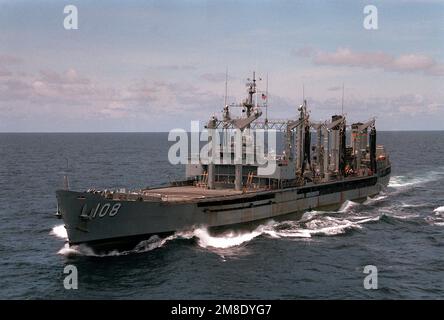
[0, 67, 224, 128]
[0, 54, 22, 65]
[201, 72, 233, 83]
[296, 47, 444, 76]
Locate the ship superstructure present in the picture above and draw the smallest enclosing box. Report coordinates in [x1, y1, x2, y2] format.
[186, 72, 388, 192]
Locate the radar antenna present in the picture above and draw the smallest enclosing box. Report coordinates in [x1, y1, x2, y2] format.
[224, 67, 228, 107]
[341, 83, 345, 115]
[265, 73, 269, 126]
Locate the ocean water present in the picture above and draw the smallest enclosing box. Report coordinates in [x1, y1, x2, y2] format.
[0, 132, 443, 299]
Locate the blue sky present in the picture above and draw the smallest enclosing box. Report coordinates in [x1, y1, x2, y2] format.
[0, 0, 443, 131]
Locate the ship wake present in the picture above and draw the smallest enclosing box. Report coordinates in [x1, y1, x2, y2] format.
[50, 224, 68, 240]
[50, 200, 370, 257]
[388, 166, 444, 189]
[427, 206, 444, 226]
[51, 193, 438, 257]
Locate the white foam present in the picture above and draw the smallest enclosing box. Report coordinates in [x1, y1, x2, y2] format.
[263, 221, 312, 238]
[132, 235, 175, 252]
[352, 216, 382, 224]
[425, 214, 444, 226]
[57, 243, 96, 256]
[193, 228, 262, 249]
[389, 168, 444, 189]
[191, 208, 369, 247]
[388, 213, 420, 220]
[57, 232, 193, 257]
[304, 217, 361, 235]
[266, 229, 312, 238]
[50, 225, 68, 240]
[433, 206, 444, 214]
[262, 215, 364, 239]
[55, 207, 388, 257]
[400, 202, 426, 208]
[388, 176, 417, 188]
[300, 210, 324, 222]
[338, 200, 359, 213]
[363, 195, 387, 205]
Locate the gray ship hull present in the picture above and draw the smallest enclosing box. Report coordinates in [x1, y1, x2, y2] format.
[56, 168, 390, 251]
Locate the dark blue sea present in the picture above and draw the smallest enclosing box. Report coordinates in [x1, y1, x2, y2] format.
[0, 132, 443, 299]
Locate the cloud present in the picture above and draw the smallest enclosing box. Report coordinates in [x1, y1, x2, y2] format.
[0, 54, 23, 79]
[389, 93, 444, 115]
[146, 64, 196, 71]
[0, 67, 224, 125]
[327, 86, 342, 92]
[0, 70, 12, 77]
[38, 69, 91, 85]
[0, 78, 33, 101]
[0, 69, 116, 121]
[1, 64, 443, 131]
[296, 47, 444, 76]
[293, 46, 316, 58]
[0, 54, 23, 65]
[201, 72, 233, 83]
[309, 93, 443, 119]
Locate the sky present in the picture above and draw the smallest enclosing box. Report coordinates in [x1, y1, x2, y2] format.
[0, 0, 443, 132]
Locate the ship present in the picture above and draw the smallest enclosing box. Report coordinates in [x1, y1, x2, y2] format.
[56, 73, 391, 252]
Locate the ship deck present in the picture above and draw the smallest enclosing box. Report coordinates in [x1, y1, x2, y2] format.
[142, 186, 261, 202]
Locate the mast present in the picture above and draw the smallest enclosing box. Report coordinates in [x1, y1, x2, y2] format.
[243, 72, 257, 125]
[247, 72, 256, 112]
[302, 84, 305, 102]
[341, 83, 344, 115]
[224, 67, 228, 107]
[236, 71, 257, 191]
[265, 73, 268, 123]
